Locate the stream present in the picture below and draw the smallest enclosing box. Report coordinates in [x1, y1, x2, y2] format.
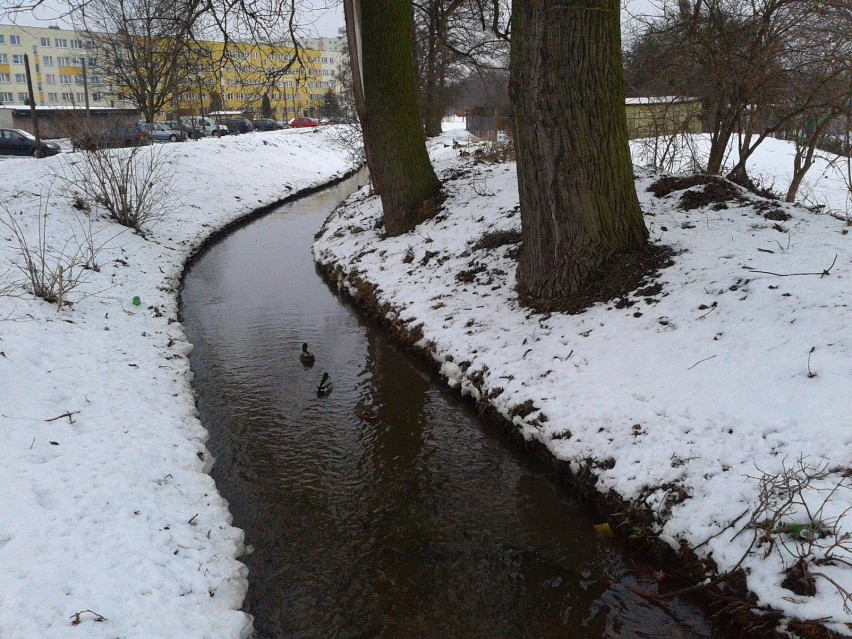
[181, 172, 727, 639]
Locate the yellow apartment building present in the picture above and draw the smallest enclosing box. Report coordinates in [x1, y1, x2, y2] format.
[175, 39, 327, 121]
[0, 22, 343, 123]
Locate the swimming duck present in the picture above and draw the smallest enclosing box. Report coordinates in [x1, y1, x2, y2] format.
[316, 372, 333, 397]
[300, 343, 315, 366]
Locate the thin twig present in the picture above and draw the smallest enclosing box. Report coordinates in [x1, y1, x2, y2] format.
[694, 508, 750, 550]
[743, 254, 837, 278]
[45, 410, 80, 423]
[687, 354, 717, 370]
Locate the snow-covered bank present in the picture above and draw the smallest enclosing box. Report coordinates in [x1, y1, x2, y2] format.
[0, 128, 350, 639]
[314, 128, 851, 635]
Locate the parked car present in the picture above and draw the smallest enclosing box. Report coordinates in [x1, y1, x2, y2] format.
[72, 124, 151, 151]
[288, 117, 319, 128]
[164, 120, 202, 140]
[0, 128, 61, 157]
[251, 118, 281, 131]
[138, 121, 187, 143]
[223, 118, 254, 135]
[179, 116, 227, 137]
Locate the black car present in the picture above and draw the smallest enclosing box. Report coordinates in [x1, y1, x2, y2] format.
[251, 118, 280, 131]
[72, 124, 152, 151]
[223, 118, 254, 135]
[0, 128, 61, 158]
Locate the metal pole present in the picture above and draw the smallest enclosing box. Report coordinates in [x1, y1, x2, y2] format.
[81, 57, 91, 117]
[23, 54, 43, 155]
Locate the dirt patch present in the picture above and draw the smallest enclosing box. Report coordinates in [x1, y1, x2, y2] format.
[648, 174, 713, 198]
[472, 229, 522, 251]
[781, 558, 817, 596]
[517, 244, 675, 314]
[763, 209, 792, 222]
[680, 180, 744, 211]
[648, 175, 747, 211]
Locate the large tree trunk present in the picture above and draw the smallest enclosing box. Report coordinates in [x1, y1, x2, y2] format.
[347, 0, 442, 236]
[510, 0, 648, 300]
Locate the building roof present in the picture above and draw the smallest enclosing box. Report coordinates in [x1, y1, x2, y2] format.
[625, 96, 701, 105]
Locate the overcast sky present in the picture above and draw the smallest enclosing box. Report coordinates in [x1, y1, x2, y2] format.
[2, 0, 658, 41]
[0, 0, 346, 36]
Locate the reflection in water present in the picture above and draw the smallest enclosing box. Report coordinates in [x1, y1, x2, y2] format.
[181, 173, 724, 639]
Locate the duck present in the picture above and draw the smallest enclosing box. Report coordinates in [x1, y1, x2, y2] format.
[316, 372, 333, 397]
[299, 342, 315, 366]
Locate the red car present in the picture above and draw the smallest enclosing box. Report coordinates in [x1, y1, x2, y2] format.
[288, 117, 319, 128]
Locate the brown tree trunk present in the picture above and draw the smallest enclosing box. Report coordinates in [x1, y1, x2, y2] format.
[707, 103, 738, 175]
[347, 0, 442, 236]
[422, 6, 444, 138]
[510, 0, 648, 300]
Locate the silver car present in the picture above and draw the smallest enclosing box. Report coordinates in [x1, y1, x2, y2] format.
[138, 122, 186, 143]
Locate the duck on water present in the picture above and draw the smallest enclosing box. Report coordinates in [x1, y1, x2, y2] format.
[316, 372, 333, 397]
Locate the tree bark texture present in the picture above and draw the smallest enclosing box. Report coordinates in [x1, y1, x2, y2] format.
[354, 0, 442, 236]
[510, 0, 648, 300]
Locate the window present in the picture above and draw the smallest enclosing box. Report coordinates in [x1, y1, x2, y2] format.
[0, 92, 12, 101]
[17, 92, 28, 102]
[59, 74, 71, 84]
[71, 39, 82, 49]
[61, 92, 74, 101]
[57, 56, 71, 66]
[74, 76, 83, 85]
[0, 54, 6, 63]
[0, 73, 10, 83]
[89, 76, 98, 85]
[92, 92, 101, 101]
[15, 73, 26, 83]
[55, 38, 68, 47]
[45, 74, 55, 84]
[10, 35, 20, 45]
[0, 35, 4, 44]
[42, 56, 53, 66]
[76, 92, 84, 102]
[47, 92, 57, 101]
[40, 37, 50, 47]
[12, 54, 25, 64]
[87, 58, 96, 67]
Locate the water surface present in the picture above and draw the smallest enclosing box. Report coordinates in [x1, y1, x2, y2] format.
[181, 173, 724, 639]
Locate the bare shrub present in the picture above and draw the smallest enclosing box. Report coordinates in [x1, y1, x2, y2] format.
[1, 197, 113, 309]
[54, 145, 176, 231]
[329, 121, 366, 172]
[746, 457, 852, 611]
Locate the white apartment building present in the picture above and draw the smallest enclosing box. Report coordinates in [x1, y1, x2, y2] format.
[303, 36, 345, 100]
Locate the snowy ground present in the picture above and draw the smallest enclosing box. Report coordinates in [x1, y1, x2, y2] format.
[0, 128, 350, 639]
[1, 120, 849, 638]
[314, 127, 851, 635]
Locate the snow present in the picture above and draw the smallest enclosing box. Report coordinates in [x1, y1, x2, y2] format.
[0, 118, 849, 637]
[0, 127, 350, 638]
[314, 126, 852, 635]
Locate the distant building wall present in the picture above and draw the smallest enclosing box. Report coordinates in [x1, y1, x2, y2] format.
[625, 97, 703, 139]
[465, 98, 704, 141]
[1, 106, 140, 138]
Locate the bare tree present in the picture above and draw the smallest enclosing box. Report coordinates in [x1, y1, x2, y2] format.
[625, 0, 852, 191]
[412, 0, 509, 137]
[71, 0, 206, 123]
